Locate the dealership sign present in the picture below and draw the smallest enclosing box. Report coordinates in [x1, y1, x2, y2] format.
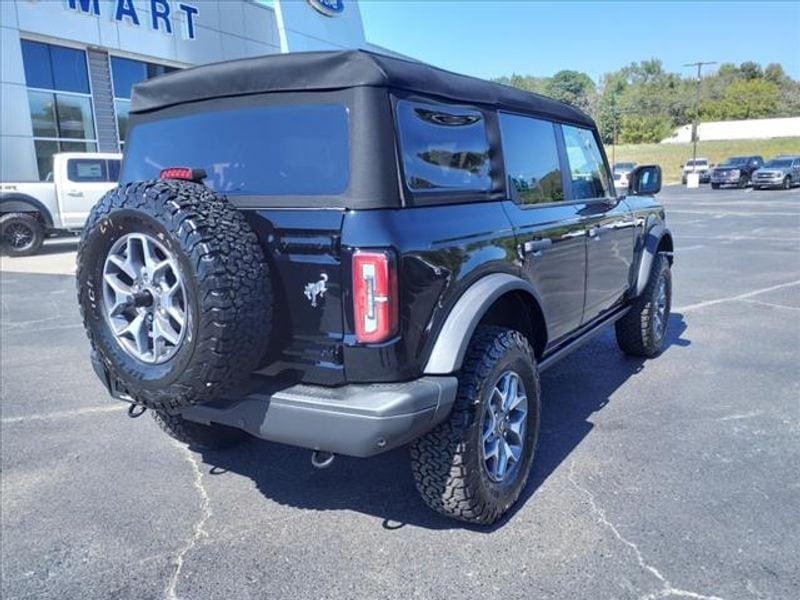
[307, 0, 344, 17]
[64, 0, 200, 40]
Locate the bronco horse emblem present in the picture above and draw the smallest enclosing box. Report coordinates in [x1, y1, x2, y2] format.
[304, 274, 328, 307]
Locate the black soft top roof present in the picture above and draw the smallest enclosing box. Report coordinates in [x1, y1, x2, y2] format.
[130, 49, 594, 127]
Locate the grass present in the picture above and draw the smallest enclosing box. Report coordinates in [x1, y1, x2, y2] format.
[606, 137, 800, 183]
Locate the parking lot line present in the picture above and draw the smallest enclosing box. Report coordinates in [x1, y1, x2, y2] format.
[675, 279, 800, 313]
[1, 404, 126, 424]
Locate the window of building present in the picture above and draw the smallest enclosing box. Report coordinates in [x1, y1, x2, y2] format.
[396, 100, 491, 193]
[110, 57, 178, 147]
[499, 113, 563, 204]
[21, 40, 97, 181]
[562, 125, 611, 200]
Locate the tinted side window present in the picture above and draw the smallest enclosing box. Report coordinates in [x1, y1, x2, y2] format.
[67, 159, 107, 182]
[562, 125, 611, 199]
[499, 113, 563, 204]
[396, 100, 491, 193]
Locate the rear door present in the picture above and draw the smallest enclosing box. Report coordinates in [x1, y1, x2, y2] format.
[561, 124, 635, 322]
[59, 157, 116, 228]
[499, 112, 590, 342]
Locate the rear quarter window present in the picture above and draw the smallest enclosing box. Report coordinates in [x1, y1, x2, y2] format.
[395, 100, 491, 194]
[122, 104, 349, 196]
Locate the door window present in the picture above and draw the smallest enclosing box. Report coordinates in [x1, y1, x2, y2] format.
[562, 125, 611, 199]
[499, 113, 563, 204]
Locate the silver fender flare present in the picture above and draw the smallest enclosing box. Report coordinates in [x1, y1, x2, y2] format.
[423, 273, 545, 375]
[635, 223, 672, 296]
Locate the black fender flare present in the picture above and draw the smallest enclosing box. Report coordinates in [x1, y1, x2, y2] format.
[0, 193, 54, 228]
[634, 222, 673, 296]
[423, 273, 547, 375]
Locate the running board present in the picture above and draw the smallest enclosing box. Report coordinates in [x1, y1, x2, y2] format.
[539, 306, 630, 371]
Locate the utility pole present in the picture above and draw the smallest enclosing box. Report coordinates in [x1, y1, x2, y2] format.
[611, 94, 617, 166]
[683, 61, 717, 164]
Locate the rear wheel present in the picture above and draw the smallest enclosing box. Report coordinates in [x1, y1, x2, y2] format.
[410, 326, 540, 525]
[616, 253, 672, 357]
[152, 410, 246, 450]
[1, 213, 44, 256]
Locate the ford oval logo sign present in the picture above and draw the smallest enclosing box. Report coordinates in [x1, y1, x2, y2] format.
[308, 0, 344, 17]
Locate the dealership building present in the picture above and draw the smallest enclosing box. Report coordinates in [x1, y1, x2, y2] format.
[1, 0, 389, 181]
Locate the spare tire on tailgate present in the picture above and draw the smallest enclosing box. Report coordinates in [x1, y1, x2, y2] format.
[77, 179, 272, 411]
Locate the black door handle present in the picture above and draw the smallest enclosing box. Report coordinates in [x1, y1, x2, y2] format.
[522, 238, 553, 255]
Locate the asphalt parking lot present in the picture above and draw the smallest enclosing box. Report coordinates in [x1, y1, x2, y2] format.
[2, 184, 799, 600]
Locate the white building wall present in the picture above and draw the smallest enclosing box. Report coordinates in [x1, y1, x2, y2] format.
[663, 117, 800, 144]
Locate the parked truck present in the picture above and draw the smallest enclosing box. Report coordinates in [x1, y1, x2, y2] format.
[1, 152, 121, 256]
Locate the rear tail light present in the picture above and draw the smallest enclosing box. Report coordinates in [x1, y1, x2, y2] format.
[352, 250, 398, 344]
[159, 167, 207, 182]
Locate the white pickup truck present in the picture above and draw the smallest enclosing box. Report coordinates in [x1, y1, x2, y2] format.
[1, 152, 122, 256]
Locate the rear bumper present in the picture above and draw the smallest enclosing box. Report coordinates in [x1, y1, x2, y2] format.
[180, 377, 458, 457]
[91, 352, 458, 458]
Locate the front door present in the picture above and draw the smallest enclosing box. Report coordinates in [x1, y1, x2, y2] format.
[561, 125, 635, 322]
[499, 113, 589, 342]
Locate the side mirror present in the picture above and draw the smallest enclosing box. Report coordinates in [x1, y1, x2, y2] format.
[627, 165, 662, 196]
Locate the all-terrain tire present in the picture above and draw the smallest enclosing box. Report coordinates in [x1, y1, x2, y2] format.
[615, 253, 672, 357]
[410, 326, 541, 525]
[152, 410, 246, 450]
[77, 180, 272, 411]
[1, 212, 45, 256]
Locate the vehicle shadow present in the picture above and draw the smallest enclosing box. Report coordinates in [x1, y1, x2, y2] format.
[197, 313, 689, 531]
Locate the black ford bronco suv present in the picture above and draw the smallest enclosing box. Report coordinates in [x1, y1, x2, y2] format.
[79, 51, 673, 525]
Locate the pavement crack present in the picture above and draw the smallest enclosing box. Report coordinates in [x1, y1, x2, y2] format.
[165, 442, 211, 600]
[568, 461, 726, 600]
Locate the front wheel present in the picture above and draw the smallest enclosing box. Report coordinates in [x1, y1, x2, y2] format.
[615, 253, 672, 357]
[738, 175, 749, 189]
[711, 183, 720, 190]
[783, 176, 791, 190]
[0, 213, 44, 256]
[410, 326, 540, 525]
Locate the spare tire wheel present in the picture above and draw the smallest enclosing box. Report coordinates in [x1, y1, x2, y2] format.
[77, 179, 272, 411]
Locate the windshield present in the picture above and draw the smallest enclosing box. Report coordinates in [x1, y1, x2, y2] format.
[613, 162, 635, 171]
[764, 159, 793, 168]
[721, 157, 748, 166]
[122, 104, 350, 196]
[686, 159, 707, 166]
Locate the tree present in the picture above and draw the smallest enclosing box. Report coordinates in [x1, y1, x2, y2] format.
[545, 70, 597, 113]
[738, 61, 763, 80]
[618, 114, 673, 144]
[702, 78, 780, 120]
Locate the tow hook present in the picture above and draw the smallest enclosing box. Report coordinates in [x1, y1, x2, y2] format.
[127, 403, 147, 418]
[311, 450, 335, 469]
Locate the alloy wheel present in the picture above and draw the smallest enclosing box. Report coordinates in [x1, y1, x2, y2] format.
[481, 370, 528, 483]
[101, 233, 189, 364]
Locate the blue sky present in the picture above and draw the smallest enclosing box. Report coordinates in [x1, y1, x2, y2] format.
[360, 1, 800, 82]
